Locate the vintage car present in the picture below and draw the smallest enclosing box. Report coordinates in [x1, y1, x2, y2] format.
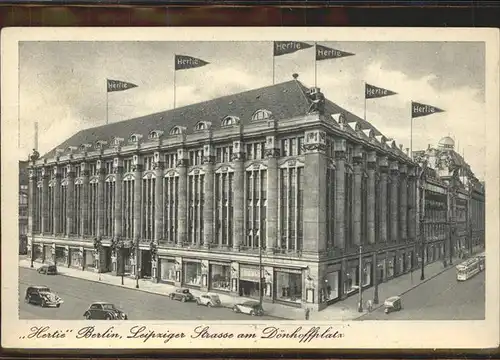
[232, 301, 264, 316]
[24, 285, 64, 308]
[83, 302, 128, 320]
[196, 293, 222, 307]
[169, 288, 195, 302]
[37, 265, 58, 275]
[384, 296, 403, 314]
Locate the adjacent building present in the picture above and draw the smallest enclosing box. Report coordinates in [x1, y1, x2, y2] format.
[19, 160, 29, 254]
[26, 77, 485, 311]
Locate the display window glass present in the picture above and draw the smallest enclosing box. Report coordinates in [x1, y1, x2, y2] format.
[322, 271, 339, 302]
[70, 249, 82, 268]
[160, 259, 176, 282]
[210, 264, 230, 291]
[362, 262, 371, 286]
[276, 272, 302, 303]
[387, 258, 395, 278]
[184, 262, 202, 287]
[84, 250, 95, 269]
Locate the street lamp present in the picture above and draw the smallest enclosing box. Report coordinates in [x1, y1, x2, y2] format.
[259, 244, 263, 308]
[357, 245, 363, 313]
[418, 159, 427, 281]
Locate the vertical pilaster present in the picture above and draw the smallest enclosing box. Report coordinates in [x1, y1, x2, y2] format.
[66, 164, 75, 236]
[96, 160, 106, 238]
[303, 129, 327, 254]
[41, 168, 49, 234]
[113, 158, 123, 240]
[52, 165, 61, 235]
[154, 152, 164, 243]
[177, 148, 188, 246]
[334, 140, 346, 250]
[265, 135, 279, 251]
[366, 152, 377, 245]
[231, 140, 245, 250]
[132, 154, 142, 242]
[378, 157, 388, 243]
[202, 144, 215, 247]
[81, 163, 89, 236]
[352, 148, 363, 247]
[407, 169, 417, 241]
[399, 164, 408, 242]
[390, 161, 399, 243]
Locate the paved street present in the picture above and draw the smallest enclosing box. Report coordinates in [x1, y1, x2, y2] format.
[19, 267, 279, 320]
[358, 266, 485, 320]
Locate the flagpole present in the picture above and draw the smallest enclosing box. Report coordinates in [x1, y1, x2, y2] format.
[363, 81, 367, 122]
[173, 65, 176, 109]
[410, 102, 413, 160]
[272, 44, 275, 85]
[106, 79, 109, 125]
[314, 42, 318, 87]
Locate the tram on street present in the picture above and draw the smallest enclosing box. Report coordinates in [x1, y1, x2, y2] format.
[456, 255, 484, 281]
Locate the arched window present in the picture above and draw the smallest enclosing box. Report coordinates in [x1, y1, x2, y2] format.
[149, 130, 164, 140]
[170, 126, 181, 135]
[221, 116, 240, 127]
[251, 109, 272, 121]
[194, 121, 211, 131]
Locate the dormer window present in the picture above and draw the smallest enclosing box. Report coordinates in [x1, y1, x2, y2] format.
[194, 121, 211, 131]
[169, 126, 183, 135]
[251, 109, 272, 121]
[221, 116, 240, 127]
[149, 130, 164, 140]
[95, 140, 108, 149]
[129, 134, 143, 143]
[113, 137, 124, 146]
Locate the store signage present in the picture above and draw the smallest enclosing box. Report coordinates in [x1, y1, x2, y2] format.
[239, 266, 260, 281]
[274, 267, 302, 274]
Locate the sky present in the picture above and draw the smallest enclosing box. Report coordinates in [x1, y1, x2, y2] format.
[19, 40, 486, 179]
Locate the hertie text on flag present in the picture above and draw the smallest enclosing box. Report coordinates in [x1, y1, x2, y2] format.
[276, 42, 304, 52]
[107, 79, 138, 92]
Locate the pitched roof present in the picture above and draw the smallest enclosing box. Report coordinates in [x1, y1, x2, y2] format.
[43, 79, 386, 159]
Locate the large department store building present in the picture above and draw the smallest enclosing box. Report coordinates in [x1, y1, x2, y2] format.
[26, 77, 485, 311]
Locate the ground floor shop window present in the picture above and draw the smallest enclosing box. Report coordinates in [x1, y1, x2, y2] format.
[70, 249, 82, 268]
[210, 264, 230, 291]
[362, 262, 372, 286]
[344, 266, 358, 294]
[184, 261, 202, 287]
[376, 260, 385, 282]
[275, 271, 302, 303]
[427, 245, 434, 263]
[397, 255, 404, 275]
[55, 247, 66, 265]
[405, 252, 413, 271]
[159, 259, 176, 283]
[240, 280, 260, 298]
[322, 271, 339, 302]
[239, 266, 261, 298]
[33, 245, 43, 261]
[387, 257, 395, 278]
[43, 245, 52, 262]
[84, 250, 95, 269]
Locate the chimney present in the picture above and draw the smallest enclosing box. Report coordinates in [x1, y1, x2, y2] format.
[292, 73, 299, 80]
[399, 144, 403, 150]
[427, 144, 431, 150]
[406, 147, 410, 156]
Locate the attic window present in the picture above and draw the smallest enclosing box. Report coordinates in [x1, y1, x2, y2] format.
[252, 109, 272, 121]
[221, 116, 240, 127]
[195, 121, 208, 131]
[149, 130, 164, 140]
[170, 126, 182, 135]
[130, 135, 139, 143]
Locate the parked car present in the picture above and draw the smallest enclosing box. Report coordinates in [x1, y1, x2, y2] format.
[24, 285, 64, 308]
[83, 302, 128, 320]
[196, 293, 222, 307]
[37, 265, 58, 275]
[232, 301, 264, 316]
[169, 288, 194, 302]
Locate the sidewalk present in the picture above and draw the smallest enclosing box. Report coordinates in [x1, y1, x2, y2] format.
[19, 254, 471, 321]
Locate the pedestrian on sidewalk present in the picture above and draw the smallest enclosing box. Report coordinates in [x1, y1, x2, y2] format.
[366, 299, 373, 312]
[305, 308, 310, 320]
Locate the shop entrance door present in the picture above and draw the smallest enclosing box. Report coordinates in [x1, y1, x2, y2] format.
[141, 250, 152, 278]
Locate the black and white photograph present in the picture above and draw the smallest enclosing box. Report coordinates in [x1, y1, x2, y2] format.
[2, 27, 499, 349]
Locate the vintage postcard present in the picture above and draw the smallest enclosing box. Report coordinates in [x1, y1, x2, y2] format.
[1, 27, 499, 350]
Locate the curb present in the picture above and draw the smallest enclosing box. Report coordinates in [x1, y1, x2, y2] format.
[354, 262, 457, 320]
[20, 264, 288, 320]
